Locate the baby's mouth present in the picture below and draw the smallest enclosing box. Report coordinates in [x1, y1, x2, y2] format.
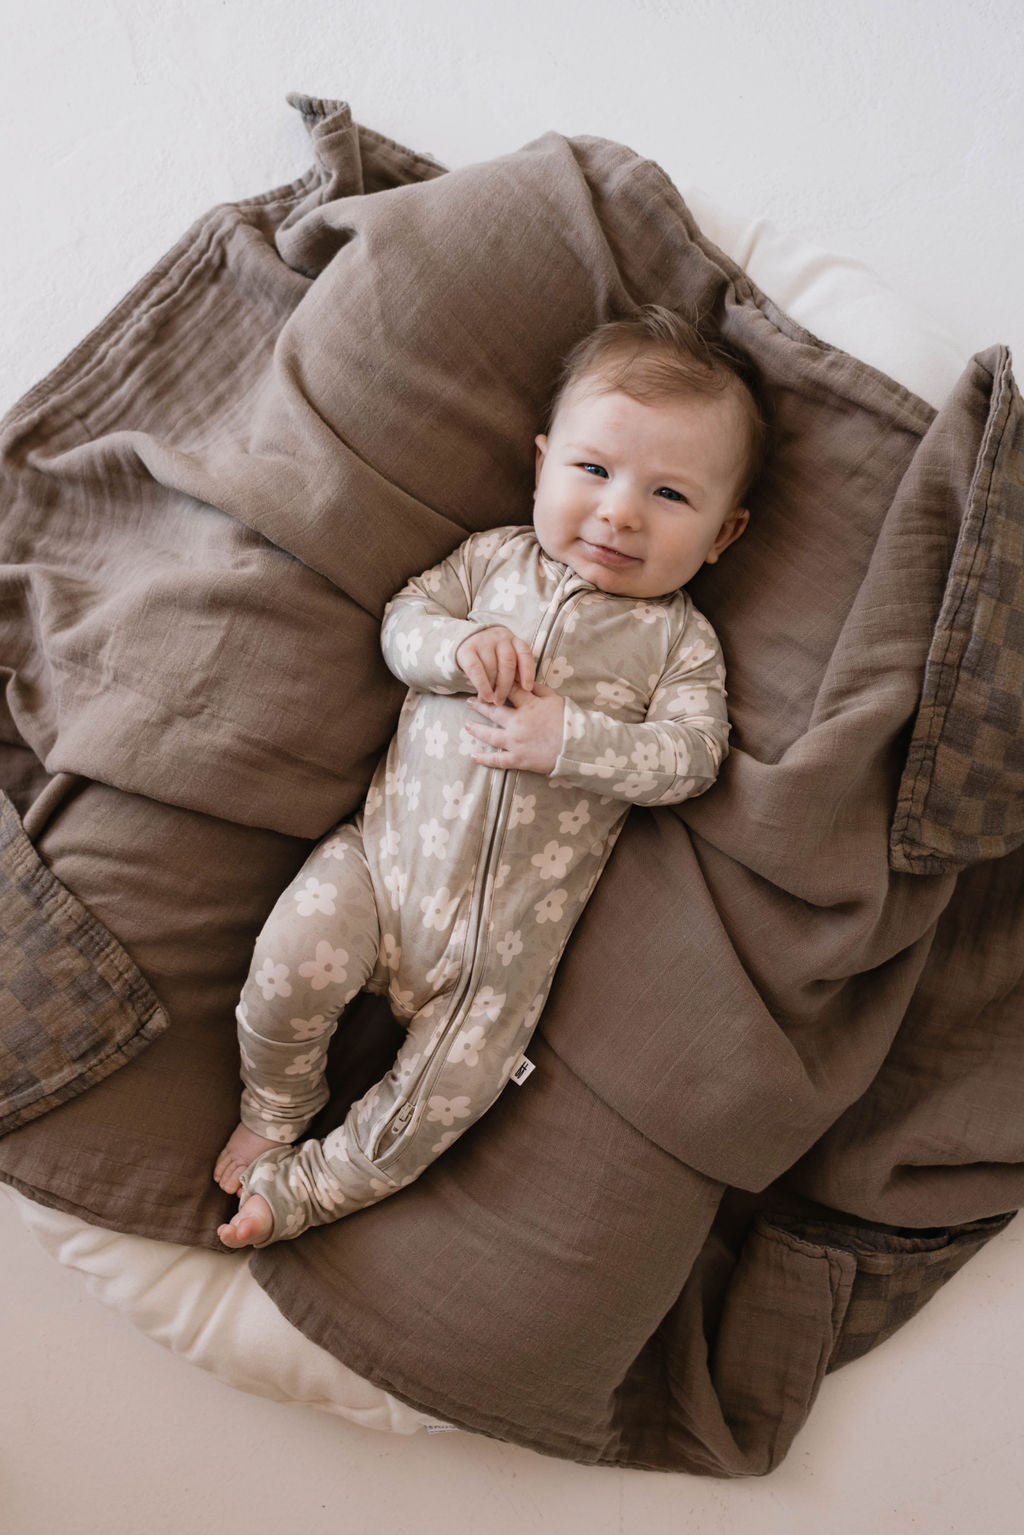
[581, 539, 640, 567]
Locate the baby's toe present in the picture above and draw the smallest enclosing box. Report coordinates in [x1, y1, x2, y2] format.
[216, 1160, 242, 1194]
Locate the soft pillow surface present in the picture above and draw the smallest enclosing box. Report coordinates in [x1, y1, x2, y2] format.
[6, 134, 976, 1426]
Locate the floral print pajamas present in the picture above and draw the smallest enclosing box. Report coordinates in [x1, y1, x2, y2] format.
[239, 525, 730, 1242]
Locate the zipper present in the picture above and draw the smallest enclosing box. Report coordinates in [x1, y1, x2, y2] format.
[373, 566, 589, 1167]
[370, 763, 507, 1163]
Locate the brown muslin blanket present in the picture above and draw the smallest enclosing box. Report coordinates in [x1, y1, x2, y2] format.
[1, 96, 1022, 1474]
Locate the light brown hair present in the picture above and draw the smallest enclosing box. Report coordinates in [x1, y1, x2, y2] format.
[547, 305, 769, 505]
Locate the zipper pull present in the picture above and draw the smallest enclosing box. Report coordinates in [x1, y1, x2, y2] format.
[389, 1103, 414, 1137]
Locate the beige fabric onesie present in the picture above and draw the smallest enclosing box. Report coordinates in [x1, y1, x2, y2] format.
[238, 525, 730, 1241]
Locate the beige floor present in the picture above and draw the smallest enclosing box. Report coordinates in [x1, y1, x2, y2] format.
[2, 1192, 1022, 1534]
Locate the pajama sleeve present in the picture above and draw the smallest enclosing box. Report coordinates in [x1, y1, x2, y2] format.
[550, 611, 731, 806]
[380, 528, 516, 695]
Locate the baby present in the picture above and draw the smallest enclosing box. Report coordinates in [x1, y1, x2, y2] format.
[214, 304, 764, 1247]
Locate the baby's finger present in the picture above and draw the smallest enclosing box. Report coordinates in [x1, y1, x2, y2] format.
[506, 678, 537, 706]
[513, 637, 536, 693]
[470, 748, 510, 770]
[459, 649, 488, 698]
[464, 647, 498, 703]
[494, 639, 519, 705]
[464, 717, 503, 744]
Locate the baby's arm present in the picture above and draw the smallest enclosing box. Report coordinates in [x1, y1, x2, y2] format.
[381, 528, 527, 697]
[463, 616, 729, 798]
[545, 614, 730, 806]
[462, 608, 730, 795]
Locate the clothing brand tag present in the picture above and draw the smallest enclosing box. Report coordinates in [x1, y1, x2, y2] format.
[426, 1423, 460, 1434]
[510, 1055, 535, 1086]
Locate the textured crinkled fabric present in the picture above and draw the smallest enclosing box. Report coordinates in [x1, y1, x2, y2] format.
[0, 793, 167, 1134]
[890, 347, 1024, 873]
[0, 97, 1020, 1474]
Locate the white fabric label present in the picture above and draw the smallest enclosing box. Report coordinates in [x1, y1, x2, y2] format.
[510, 1055, 536, 1086]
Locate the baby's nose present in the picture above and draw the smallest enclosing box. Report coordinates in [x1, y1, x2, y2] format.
[603, 494, 642, 529]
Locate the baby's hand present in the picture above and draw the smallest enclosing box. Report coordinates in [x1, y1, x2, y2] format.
[465, 680, 565, 776]
[456, 626, 536, 706]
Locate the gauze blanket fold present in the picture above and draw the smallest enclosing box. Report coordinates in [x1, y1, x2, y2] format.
[0, 95, 1021, 1474]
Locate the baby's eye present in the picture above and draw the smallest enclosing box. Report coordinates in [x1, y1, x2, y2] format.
[656, 487, 688, 503]
[579, 462, 608, 478]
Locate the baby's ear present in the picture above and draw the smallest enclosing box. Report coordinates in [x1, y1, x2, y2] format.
[703, 506, 749, 564]
[533, 434, 548, 493]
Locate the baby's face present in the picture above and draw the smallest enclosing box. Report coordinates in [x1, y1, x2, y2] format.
[532, 383, 750, 598]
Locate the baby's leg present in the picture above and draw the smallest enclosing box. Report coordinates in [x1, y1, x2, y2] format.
[214, 822, 381, 1204]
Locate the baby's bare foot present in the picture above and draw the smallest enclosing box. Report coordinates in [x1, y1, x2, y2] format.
[217, 1193, 274, 1249]
[214, 1123, 281, 1194]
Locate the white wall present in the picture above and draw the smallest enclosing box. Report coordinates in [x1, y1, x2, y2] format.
[1, 0, 1021, 414]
